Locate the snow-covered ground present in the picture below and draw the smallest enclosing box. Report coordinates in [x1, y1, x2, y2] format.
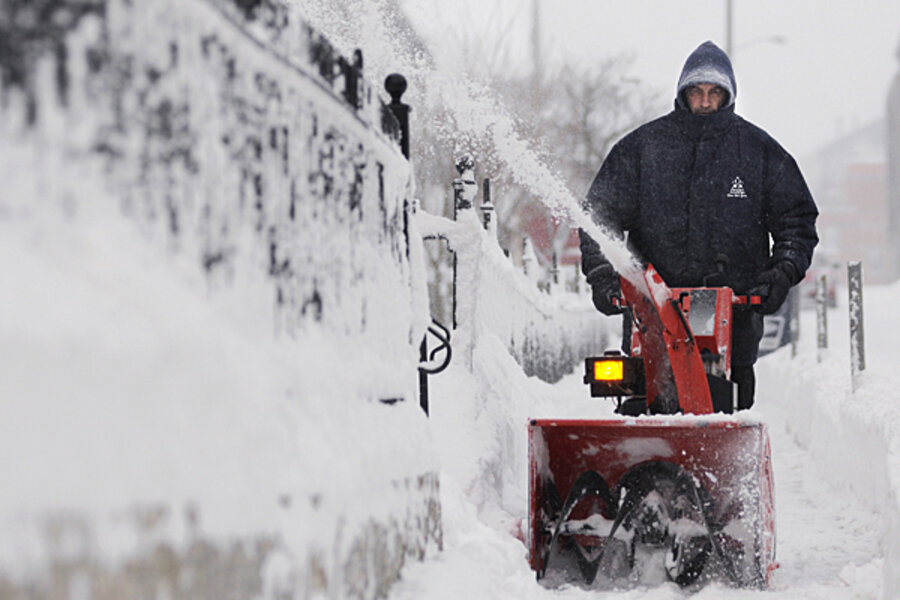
[3, 181, 892, 597]
[390, 286, 898, 599]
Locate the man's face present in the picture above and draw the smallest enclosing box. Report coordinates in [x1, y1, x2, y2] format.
[685, 83, 727, 115]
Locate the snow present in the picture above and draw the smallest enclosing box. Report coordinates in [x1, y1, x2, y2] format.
[0, 1, 437, 587]
[2, 1, 899, 598]
[296, 3, 900, 594]
[0, 188, 435, 551]
[297, 0, 645, 290]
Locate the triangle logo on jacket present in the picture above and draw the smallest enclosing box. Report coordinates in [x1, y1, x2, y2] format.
[727, 176, 748, 198]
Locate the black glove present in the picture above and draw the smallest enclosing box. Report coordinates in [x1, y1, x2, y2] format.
[751, 262, 800, 315]
[586, 264, 622, 316]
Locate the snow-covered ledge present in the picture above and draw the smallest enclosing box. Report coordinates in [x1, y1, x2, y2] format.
[0, 1, 439, 598]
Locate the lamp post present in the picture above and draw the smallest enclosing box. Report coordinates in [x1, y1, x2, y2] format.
[726, 0, 733, 58]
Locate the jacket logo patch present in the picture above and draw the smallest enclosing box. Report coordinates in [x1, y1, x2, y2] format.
[727, 176, 748, 198]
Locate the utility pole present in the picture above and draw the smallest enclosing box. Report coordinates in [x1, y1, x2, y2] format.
[726, 0, 733, 58]
[531, 0, 541, 82]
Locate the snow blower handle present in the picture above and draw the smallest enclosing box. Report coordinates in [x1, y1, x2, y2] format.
[733, 293, 765, 306]
[612, 290, 765, 307]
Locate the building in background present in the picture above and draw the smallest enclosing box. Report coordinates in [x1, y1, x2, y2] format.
[887, 37, 900, 283]
[801, 117, 891, 287]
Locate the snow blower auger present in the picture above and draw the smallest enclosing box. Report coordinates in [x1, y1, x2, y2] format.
[528, 265, 776, 590]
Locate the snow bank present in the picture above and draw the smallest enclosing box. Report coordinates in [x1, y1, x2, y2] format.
[417, 206, 609, 537]
[0, 1, 439, 597]
[757, 284, 900, 600]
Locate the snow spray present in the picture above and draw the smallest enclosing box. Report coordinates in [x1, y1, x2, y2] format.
[292, 0, 648, 294]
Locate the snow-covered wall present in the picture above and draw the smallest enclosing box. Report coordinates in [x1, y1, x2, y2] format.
[415, 205, 607, 538]
[0, 1, 438, 598]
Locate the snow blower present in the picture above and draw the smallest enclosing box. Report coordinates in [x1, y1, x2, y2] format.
[528, 265, 776, 588]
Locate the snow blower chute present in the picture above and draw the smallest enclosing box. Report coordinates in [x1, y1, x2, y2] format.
[528, 265, 776, 588]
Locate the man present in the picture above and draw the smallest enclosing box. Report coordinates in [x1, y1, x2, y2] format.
[580, 41, 818, 410]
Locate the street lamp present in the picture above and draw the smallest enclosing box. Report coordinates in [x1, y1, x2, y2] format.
[735, 34, 787, 54]
[725, 0, 787, 59]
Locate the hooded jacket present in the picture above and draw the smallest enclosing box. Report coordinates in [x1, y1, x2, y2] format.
[580, 41, 818, 364]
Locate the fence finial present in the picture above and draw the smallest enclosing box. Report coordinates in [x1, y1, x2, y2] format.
[384, 73, 410, 158]
[453, 155, 477, 217]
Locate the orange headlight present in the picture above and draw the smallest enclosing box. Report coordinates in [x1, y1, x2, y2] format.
[594, 359, 624, 382]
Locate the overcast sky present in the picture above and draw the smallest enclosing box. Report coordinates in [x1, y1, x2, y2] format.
[402, 0, 900, 160]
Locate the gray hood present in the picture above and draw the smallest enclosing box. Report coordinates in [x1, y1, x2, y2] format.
[675, 41, 737, 110]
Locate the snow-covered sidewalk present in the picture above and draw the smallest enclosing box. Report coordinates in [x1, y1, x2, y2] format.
[392, 285, 900, 599]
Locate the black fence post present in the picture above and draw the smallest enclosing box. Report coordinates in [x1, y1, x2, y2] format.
[384, 74, 410, 158]
[339, 49, 363, 109]
[418, 337, 429, 415]
[481, 177, 495, 233]
[451, 155, 476, 329]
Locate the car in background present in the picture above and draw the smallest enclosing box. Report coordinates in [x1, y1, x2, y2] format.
[799, 252, 840, 308]
[759, 287, 796, 356]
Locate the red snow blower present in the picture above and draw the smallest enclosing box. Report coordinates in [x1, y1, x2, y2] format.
[528, 265, 776, 588]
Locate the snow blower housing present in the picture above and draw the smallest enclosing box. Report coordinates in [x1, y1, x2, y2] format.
[528, 265, 776, 589]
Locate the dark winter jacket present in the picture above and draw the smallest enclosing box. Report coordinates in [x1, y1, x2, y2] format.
[580, 41, 818, 364]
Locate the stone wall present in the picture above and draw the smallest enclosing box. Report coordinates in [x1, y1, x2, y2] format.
[0, 474, 441, 600]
